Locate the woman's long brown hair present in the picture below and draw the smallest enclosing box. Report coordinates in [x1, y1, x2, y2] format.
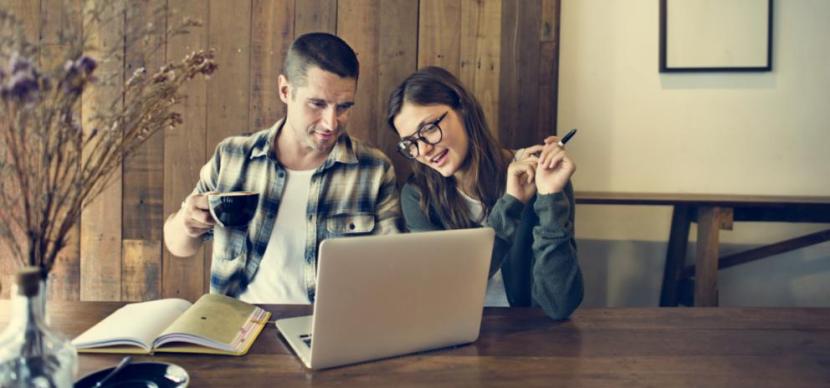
[387, 66, 509, 229]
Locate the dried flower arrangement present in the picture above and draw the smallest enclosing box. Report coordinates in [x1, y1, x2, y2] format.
[0, 2, 217, 278]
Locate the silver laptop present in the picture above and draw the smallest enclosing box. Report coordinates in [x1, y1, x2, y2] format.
[275, 227, 495, 370]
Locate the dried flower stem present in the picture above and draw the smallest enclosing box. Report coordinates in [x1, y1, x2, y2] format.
[0, 2, 216, 276]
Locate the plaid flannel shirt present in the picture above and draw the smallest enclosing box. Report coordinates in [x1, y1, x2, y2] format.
[194, 119, 402, 300]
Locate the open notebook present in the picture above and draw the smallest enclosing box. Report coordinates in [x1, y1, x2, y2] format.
[72, 294, 270, 356]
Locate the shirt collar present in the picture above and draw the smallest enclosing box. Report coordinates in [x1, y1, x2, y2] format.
[250, 118, 359, 166]
[327, 132, 358, 166]
[250, 119, 283, 160]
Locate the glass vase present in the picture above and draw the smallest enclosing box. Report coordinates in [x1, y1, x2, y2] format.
[0, 267, 78, 387]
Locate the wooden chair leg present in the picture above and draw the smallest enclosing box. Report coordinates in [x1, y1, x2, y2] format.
[660, 205, 692, 307]
[695, 206, 725, 307]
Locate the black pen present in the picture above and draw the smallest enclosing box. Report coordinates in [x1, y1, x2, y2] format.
[557, 128, 578, 147]
[517, 128, 578, 161]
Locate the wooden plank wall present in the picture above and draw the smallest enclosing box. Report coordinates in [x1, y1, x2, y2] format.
[1, 0, 561, 301]
[79, 0, 125, 302]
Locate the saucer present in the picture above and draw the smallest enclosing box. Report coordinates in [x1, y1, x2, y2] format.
[75, 361, 189, 388]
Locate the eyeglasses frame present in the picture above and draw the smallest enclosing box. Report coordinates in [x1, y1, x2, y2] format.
[396, 111, 448, 160]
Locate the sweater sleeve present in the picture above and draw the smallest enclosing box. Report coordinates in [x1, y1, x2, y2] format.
[400, 183, 442, 232]
[487, 194, 526, 246]
[530, 182, 584, 320]
[486, 194, 527, 279]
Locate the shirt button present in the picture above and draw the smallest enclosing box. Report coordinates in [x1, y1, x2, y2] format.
[278, 171, 285, 178]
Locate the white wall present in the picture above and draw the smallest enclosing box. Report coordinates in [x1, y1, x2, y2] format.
[558, 0, 830, 307]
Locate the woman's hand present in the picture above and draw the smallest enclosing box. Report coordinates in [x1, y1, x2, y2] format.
[506, 144, 544, 204]
[535, 136, 576, 195]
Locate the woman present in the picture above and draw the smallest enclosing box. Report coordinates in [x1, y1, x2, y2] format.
[386, 66, 583, 320]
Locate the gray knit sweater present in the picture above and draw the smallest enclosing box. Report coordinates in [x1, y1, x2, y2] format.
[400, 181, 584, 320]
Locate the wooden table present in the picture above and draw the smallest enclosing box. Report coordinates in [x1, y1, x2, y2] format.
[575, 192, 830, 307]
[2, 302, 829, 387]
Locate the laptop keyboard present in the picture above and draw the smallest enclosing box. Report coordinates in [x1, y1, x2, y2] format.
[299, 334, 312, 348]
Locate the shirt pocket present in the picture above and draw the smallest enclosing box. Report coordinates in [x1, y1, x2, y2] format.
[213, 226, 248, 261]
[325, 213, 376, 236]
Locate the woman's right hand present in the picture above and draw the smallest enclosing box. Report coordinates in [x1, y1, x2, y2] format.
[506, 144, 544, 204]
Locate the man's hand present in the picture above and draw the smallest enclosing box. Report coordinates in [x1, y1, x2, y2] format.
[164, 192, 214, 258]
[180, 192, 215, 238]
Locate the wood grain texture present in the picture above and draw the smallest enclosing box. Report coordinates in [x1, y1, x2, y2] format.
[294, 0, 336, 35]
[538, 0, 561, 137]
[250, 0, 293, 131]
[417, 0, 462, 74]
[47, 226, 80, 301]
[206, 0, 251, 149]
[460, 0, 502, 140]
[163, 0, 209, 300]
[376, 0, 418, 183]
[80, 0, 125, 301]
[540, 0, 558, 42]
[5, 304, 829, 387]
[2, 1, 563, 301]
[695, 206, 721, 306]
[123, 0, 166, 242]
[537, 40, 559, 138]
[336, 0, 379, 144]
[172, 0, 254, 300]
[499, 0, 541, 148]
[0, 0, 42, 298]
[39, 0, 80, 46]
[40, 0, 83, 301]
[7, 0, 40, 41]
[121, 0, 166, 301]
[336, 0, 417, 184]
[121, 239, 161, 301]
[719, 207, 734, 230]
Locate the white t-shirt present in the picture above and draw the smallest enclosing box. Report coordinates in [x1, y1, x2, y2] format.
[458, 190, 510, 307]
[239, 168, 315, 304]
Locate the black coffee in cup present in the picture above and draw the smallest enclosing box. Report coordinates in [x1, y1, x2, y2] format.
[207, 191, 259, 228]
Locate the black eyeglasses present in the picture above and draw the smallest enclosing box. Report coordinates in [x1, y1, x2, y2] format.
[397, 111, 448, 159]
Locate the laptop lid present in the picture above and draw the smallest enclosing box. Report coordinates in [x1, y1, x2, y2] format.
[307, 227, 495, 369]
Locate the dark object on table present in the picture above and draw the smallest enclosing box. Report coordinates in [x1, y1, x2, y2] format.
[75, 361, 189, 388]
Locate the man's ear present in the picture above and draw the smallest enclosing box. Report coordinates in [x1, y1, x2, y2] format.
[278, 74, 290, 103]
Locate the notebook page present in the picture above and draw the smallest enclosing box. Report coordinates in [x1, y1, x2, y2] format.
[72, 298, 191, 350]
[155, 294, 262, 352]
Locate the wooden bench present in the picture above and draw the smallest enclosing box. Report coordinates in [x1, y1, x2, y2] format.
[575, 192, 830, 306]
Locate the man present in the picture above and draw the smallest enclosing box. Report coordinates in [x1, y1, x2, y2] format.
[163, 33, 401, 303]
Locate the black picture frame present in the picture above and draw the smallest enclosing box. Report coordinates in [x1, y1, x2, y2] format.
[659, 0, 773, 73]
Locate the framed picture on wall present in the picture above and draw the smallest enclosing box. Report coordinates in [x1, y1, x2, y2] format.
[659, 0, 773, 72]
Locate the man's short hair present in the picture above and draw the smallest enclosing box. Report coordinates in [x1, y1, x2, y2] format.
[283, 32, 359, 86]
